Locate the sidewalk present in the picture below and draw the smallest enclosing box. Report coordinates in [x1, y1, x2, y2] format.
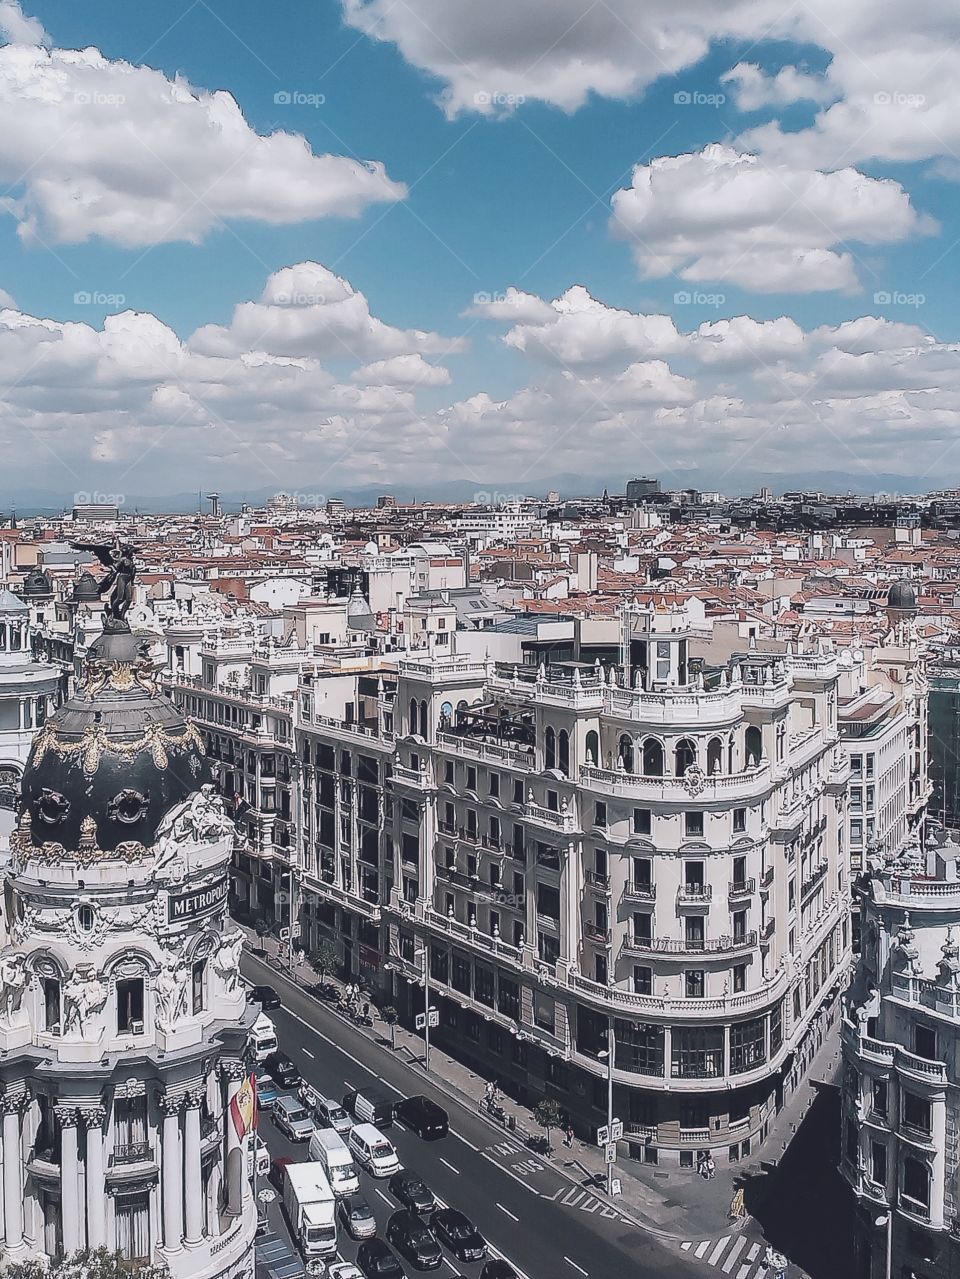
[243, 927, 840, 1245]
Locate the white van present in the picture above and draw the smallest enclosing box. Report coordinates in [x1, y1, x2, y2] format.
[308, 1128, 360, 1196]
[249, 1013, 278, 1063]
[348, 1123, 400, 1178]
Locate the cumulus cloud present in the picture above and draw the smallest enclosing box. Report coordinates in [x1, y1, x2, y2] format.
[0, 41, 404, 247]
[190, 263, 466, 363]
[610, 146, 935, 293]
[721, 63, 834, 111]
[0, 0, 46, 46]
[353, 354, 451, 387]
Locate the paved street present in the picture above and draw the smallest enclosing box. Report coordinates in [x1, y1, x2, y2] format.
[245, 949, 709, 1279]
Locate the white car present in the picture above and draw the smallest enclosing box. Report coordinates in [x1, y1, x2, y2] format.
[327, 1265, 363, 1279]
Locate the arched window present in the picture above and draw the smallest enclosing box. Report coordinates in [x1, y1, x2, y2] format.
[745, 725, 762, 767]
[9, 625, 20, 652]
[642, 738, 664, 776]
[675, 739, 697, 777]
[707, 737, 723, 775]
[420, 701, 428, 736]
[440, 701, 453, 728]
[0, 623, 6, 651]
[545, 727, 556, 770]
[585, 730, 599, 766]
[557, 730, 570, 777]
[619, 735, 635, 772]
[728, 732, 735, 773]
[410, 699, 419, 735]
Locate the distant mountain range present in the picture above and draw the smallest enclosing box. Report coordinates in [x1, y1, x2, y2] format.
[0, 470, 948, 516]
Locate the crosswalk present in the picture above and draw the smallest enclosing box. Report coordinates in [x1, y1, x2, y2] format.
[548, 1183, 632, 1223]
[680, 1234, 770, 1279]
[256, 1229, 304, 1279]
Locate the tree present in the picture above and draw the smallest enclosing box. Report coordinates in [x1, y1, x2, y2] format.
[253, 914, 270, 952]
[380, 1004, 398, 1051]
[308, 940, 340, 990]
[534, 1098, 563, 1154]
[5, 1248, 170, 1279]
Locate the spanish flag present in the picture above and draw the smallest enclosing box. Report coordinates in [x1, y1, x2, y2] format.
[231, 1074, 258, 1139]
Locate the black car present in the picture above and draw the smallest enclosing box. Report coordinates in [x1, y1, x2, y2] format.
[356, 1238, 405, 1278]
[386, 1210, 442, 1271]
[480, 1263, 518, 1279]
[261, 1050, 300, 1089]
[431, 1208, 486, 1263]
[394, 1095, 448, 1140]
[389, 1171, 435, 1215]
[252, 984, 281, 1010]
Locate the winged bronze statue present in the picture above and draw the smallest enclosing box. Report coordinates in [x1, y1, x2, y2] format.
[70, 539, 136, 632]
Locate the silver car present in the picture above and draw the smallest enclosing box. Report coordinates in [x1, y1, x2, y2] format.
[272, 1094, 315, 1142]
[337, 1193, 377, 1240]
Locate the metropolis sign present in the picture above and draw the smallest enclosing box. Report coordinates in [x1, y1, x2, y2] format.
[168, 879, 228, 923]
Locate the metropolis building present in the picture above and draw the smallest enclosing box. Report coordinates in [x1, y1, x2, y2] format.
[0, 599, 256, 1272]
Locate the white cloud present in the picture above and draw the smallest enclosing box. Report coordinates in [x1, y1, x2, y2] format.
[353, 354, 451, 387]
[0, 43, 405, 247]
[190, 262, 466, 363]
[501, 285, 684, 366]
[0, 0, 46, 46]
[465, 287, 557, 324]
[610, 146, 935, 293]
[0, 286, 15, 308]
[721, 63, 834, 111]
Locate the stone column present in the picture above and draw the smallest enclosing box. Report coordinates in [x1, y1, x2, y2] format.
[56, 1105, 82, 1254]
[1, 1093, 27, 1250]
[183, 1089, 204, 1245]
[220, 1060, 246, 1217]
[80, 1106, 107, 1251]
[159, 1093, 184, 1252]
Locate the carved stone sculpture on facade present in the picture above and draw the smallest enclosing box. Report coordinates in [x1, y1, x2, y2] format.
[154, 951, 190, 1028]
[212, 927, 244, 993]
[62, 964, 108, 1036]
[154, 783, 234, 874]
[0, 953, 28, 1023]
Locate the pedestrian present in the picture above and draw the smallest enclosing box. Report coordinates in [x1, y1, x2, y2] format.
[563, 1124, 574, 1148]
[705, 1155, 715, 1180]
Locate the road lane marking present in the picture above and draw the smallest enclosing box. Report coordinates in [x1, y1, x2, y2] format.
[564, 1258, 588, 1276]
[444, 1265, 461, 1277]
[303, 1050, 314, 1059]
[375, 1189, 393, 1206]
[393, 1120, 405, 1131]
[709, 1237, 730, 1266]
[452, 1132, 479, 1152]
[440, 1157, 460, 1174]
[747, 1245, 761, 1261]
[496, 1203, 519, 1222]
[695, 1242, 711, 1259]
[479, 1151, 539, 1196]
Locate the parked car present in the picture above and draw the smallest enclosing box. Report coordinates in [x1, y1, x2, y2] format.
[252, 984, 282, 1010]
[394, 1096, 448, 1140]
[263, 1050, 300, 1090]
[328, 1266, 364, 1279]
[480, 1263, 518, 1279]
[268, 1155, 293, 1191]
[356, 1239, 404, 1278]
[343, 1085, 394, 1128]
[272, 1094, 315, 1142]
[386, 1210, 443, 1271]
[337, 1193, 378, 1241]
[388, 1171, 435, 1215]
[255, 1073, 280, 1111]
[431, 1208, 486, 1263]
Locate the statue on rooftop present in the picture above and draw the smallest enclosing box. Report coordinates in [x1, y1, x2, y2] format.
[69, 539, 136, 633]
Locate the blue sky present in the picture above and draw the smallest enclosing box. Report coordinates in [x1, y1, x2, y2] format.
[1, 0, 958, 501]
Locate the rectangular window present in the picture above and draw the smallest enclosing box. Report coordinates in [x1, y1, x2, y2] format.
[115, 1193, 150, 1261]
[770, 1001, 784, 1055]
[474, 965, 495, 1007]
[684, 811, 704, 837]
[117, 979, 145, 1035]
[902, 1158, 930, 1212]
[191, 960, 205, 1015]
[489, 773, 500, 798]
[444, 761, 454, 784]
[903, 1093, 931, 1135]
[671, 1026, 723, 1079]
[914, 1024, 937, 1061]
[430, 946, 449, 984]
[451, 955, 471, 995]
[633, 857, 652, 888]
[732, 963, 746, 993]
[733, 808, 746, 833]
[633, 965, 652, 995]
[871, 1142, 887, 1187]
[536, 883, 560, 921]
[633, 808, 652, 835]
[872, 1079, 887, 1118]
[733, 910, 747, 942]
[594, 802, 607, 827]
[730, 1017, 766, 1074]
[498, 978, 520, 1020]
[685, 970, 705, 998]
[685, 916, 704, 947]
[466, 767, 477, 791]
[43, 978, 61, 1033]
[633, 912, 653, 943]
[513, 780, 524, 805]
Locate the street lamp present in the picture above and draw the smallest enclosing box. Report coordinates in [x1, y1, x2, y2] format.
[875, 1212, 893, 1279]
[597, 1017, 615, 1197]
[415, 945, 432, 1073]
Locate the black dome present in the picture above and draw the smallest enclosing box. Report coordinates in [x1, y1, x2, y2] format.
[73, 571, 101, 602]
[22, 567, 52, 599]
[887, 580, 917, 611]
[20, 630, 211, 854]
